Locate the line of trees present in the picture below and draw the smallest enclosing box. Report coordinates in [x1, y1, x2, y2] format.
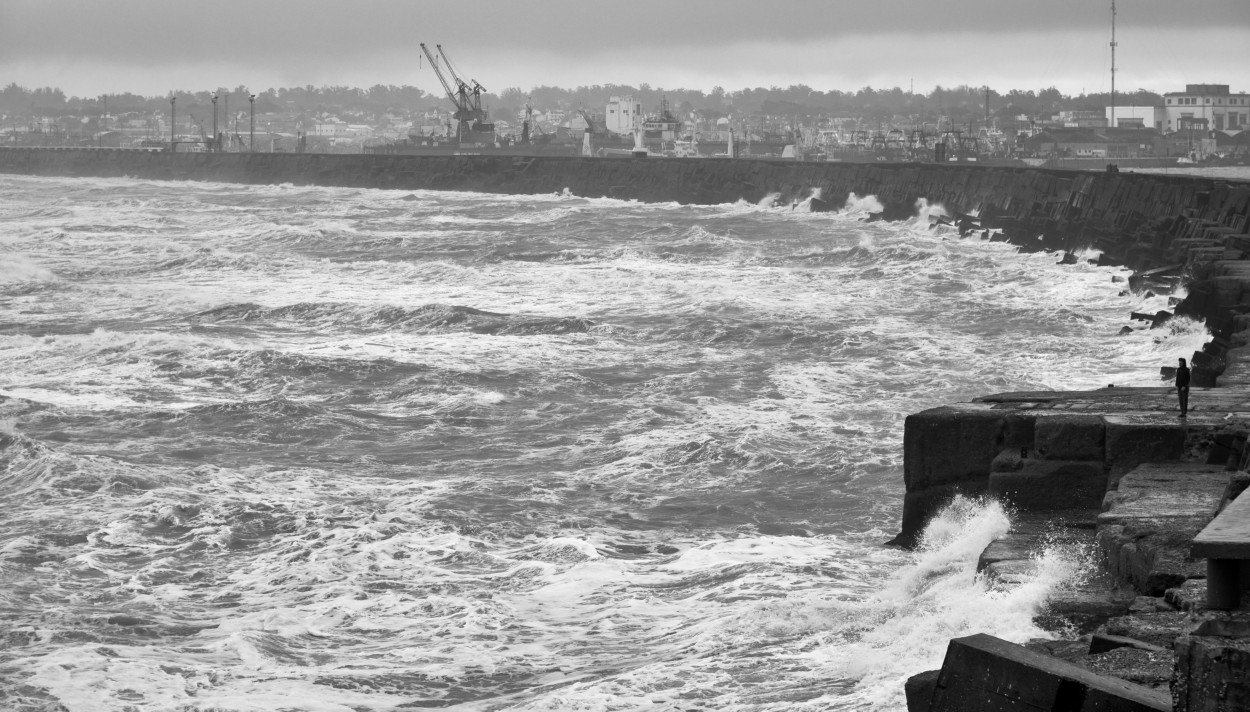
[1, 81, 1165, 125]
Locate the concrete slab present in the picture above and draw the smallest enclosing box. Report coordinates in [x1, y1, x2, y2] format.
[1192, 489, 1250, 560]
[928, 633, 1171, 712]
[1098, 463, 1230, 595]
[1099, 463, 1229, 528]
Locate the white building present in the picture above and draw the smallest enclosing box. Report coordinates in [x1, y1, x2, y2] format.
[605, 96, 642, 135]
[1163, 84, 1249, 132]
[1105, 106, 1163, 130]
[312, 122, 349, 137]
[312, 122, 374, 139]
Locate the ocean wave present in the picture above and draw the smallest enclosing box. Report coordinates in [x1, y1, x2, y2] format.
[183, 397, 328, 419]
[0, 430, 177, 499]
[189, 301, 596, 337]
[0, 254, 56, 284]
[485, 248, 602, 263]
[650, 318, 817, 347]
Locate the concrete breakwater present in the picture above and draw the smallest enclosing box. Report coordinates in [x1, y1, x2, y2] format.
[0, 149, 1245, 259]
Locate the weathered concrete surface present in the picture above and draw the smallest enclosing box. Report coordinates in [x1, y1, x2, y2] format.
[1191, 485, 1250, 560]
[926, 633, 1170, 711]
[1190, 489, 1250, 610]
[1172, 615, 1250, 712]
[1081, 647, 1175, 690]
[1098, 463, 1229, 596]
[894, 388, 1234, 547]
[906, 670, 941, 712]
[989, 459, 1108, 511]
[1089, 633, 1169, 655]
[1034, 414, 1106, 461]
[896, 405, 1003, 545]
[1101, 610, 1204, 651]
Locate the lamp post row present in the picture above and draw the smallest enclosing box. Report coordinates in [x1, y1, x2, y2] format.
[169, 90, 256, 153]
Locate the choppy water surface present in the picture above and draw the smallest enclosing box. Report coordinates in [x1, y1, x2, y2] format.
[0, 176, 1207, 711]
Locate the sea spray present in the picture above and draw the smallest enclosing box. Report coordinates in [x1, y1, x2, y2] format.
[815, 496, 1087, 711]
[841, 191, 884, 215]
[0, 254, 56, 284]
[911, 197, 950, 230]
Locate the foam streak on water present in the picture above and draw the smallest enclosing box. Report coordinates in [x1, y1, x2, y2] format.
[0, 176, 1205, 711]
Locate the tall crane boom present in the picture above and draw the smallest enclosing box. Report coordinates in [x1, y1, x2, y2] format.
[420, 43, 463, 114]
[436, 44, 485, 116]
[418, 42, 494, 145]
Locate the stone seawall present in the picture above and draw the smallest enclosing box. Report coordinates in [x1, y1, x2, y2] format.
[1, 149, 1247, 271]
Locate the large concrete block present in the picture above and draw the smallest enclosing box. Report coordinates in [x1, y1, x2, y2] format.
[1034, 414, 1105, 461]
[1173, 630, 1250, 712]
[989, 459, 1108, 511]
[905, 669, 940, 712]
[1098, 524, 1208, 596]
[1104, 418, 1187, 479]
[1002, 412, 1036, 451]
[928, 633, 1170, 711]
[904, 406, 1005, 490]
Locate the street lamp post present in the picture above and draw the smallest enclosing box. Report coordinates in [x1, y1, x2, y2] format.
[169, 94, 176, 152]
[211, 94, 219, 152]
[249, 94, 256, 152]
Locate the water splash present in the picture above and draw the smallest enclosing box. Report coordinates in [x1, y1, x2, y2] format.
[814, 496, 1084, 710]
[0, 254, 55, 283]
[841, 192, 884, 215]
[912, 197, 950, 230]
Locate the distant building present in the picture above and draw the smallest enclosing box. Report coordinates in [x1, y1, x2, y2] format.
[605, 96, 642, 135]
[1023, 127, 1165, 158]
[1105, 106, 1163, 130]
[1163, 84, 1249, 132]
[1059, 110, 1107, 128]
[312, 122, 374, 139]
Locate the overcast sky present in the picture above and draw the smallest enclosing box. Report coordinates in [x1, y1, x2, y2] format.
[2, 0, 1248, 100]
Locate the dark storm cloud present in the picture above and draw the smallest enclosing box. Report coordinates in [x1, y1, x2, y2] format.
[2, 0, 1244, 65]
[2, 0, 1246, 97]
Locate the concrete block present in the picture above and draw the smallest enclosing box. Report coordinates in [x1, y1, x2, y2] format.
[905, 669, 940, 712]
[1098, 523, 1208, 596]
[904, 406, 1005, 490]
[1172, 633, 1250, 712]
[1003, 412, 1036, 451]
[1089, 632, 1168, 655]
[928, 633, 1170, 711]
[991, 448, 1024, 473]
[1104, 418, 1187, 479]
[896, 406, 1007, 545]
[1191, 482, 1250, 560]
[989, 459, 1108, 511]
[1165, 579, 1209, 611]
[1034, 414, 1105, 461]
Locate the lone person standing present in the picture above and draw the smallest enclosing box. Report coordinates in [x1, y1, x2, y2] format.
[1176, 357, 1191, 417]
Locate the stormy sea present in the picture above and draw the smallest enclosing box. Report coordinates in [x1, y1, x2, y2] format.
[0, 175, 1209, 711]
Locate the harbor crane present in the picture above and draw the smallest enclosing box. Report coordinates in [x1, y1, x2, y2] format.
[419, 43, 494, 143]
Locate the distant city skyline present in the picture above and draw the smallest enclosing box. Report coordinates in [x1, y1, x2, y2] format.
[2, 0, 1248, 100]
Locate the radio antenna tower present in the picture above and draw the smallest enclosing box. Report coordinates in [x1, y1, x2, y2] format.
[1110, 0, 1117, 129]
